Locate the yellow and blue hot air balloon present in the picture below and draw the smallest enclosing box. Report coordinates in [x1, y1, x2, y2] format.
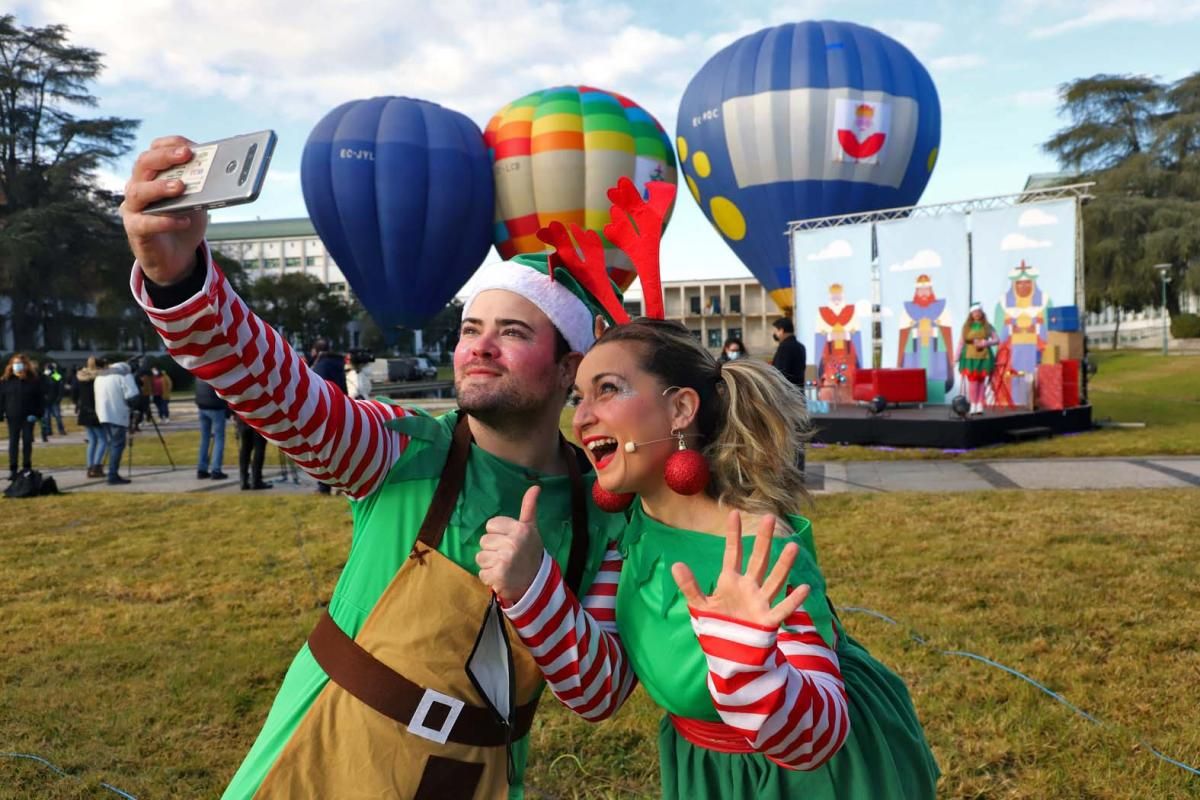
[485, 85, 677, 291]
[677, 21, 941, 312]
[301, 96, 494, 332]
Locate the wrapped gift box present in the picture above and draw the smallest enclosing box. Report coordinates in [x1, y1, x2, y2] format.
[1048, 305, 1080, 332]
[1048, 331, 1084, 361]
[1037, 363, 1064, 410]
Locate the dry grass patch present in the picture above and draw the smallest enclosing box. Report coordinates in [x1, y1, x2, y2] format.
[1, 491, 1197, 799]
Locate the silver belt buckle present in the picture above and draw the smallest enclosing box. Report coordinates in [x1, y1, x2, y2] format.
[407, 688, 465, 745]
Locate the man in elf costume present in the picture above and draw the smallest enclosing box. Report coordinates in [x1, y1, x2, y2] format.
[896, 273, 954, 403]
[993, 260, 1052, 408]
[120, 135, 628, 799]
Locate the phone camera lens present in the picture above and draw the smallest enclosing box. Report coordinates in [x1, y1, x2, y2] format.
[225, 159, 239, 174]
[238, 143, 258, 186]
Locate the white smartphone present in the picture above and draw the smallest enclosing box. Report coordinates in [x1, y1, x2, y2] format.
[143, 130, 276, 215]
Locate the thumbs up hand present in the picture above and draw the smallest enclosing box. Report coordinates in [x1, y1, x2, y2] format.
[477, 486, 545, 604]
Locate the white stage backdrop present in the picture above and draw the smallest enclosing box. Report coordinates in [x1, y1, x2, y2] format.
[877, 215, 971, 404]
[970, 198, 1077, 405]
[792, 225, 874, 393]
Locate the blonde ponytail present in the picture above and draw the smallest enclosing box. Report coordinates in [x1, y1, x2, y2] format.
[708, 359, 811, 517]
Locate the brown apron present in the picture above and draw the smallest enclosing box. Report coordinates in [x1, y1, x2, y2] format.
[254, 414, 590, 799]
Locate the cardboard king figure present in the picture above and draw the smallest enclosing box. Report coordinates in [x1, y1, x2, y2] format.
[815, 283, 861, 402]
[896, 274, 954, 403]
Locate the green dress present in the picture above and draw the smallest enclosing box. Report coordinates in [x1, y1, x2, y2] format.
[615, 506, 940, 800]
[222, 410, 621, 800]
[958, 321, 997, 379]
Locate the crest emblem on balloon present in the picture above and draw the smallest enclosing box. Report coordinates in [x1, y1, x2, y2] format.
[485, 85, 678, 291]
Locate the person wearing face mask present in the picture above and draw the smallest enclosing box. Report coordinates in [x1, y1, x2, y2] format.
[1, 354, 45, 480]
[717, 337, 747, 364]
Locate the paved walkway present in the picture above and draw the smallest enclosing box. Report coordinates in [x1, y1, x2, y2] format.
[805, 456, 1200, 493]
[20, 402, 1200, 496]
[26, 455, 1200, 496]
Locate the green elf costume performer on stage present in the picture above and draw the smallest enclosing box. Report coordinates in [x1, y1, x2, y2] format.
[129, 230, 626, 798]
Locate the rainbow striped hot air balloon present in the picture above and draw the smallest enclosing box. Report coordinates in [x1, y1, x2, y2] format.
[485, 85, 677, 290]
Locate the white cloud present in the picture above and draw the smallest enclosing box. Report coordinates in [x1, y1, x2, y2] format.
[1001, 232, 1052, 250]
[90, 166, 127, 194]
[1018, 207, 1058, 227]
[929, 54, 985, 71]
[1013, 88, 1059, 108]
[807, 239, 853, 261]
[871, 19, 945, 58]
[1029, 0, 1200, 37]
[267, 169, 301, 187]
[887, 248, 942, 273]
[25, 0, 699, 126]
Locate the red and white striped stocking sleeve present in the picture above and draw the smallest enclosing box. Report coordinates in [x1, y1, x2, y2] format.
[688, 607, 850, 770]
[129, 245, 407, 498]
[502, 544, 636, 721]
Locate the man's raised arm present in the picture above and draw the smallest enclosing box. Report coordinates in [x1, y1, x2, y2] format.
[121, 136, 408, 498]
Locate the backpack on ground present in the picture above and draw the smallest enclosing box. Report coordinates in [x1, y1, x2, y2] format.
[4, 469, 59, 499]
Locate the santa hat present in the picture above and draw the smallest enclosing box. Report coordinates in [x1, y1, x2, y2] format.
[462, 255, 613, 354]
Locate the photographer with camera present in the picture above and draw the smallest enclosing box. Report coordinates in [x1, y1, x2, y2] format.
[94, 361, 141, 485]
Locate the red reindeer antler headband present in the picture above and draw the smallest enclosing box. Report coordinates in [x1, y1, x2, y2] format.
[534, 176, 675, 326]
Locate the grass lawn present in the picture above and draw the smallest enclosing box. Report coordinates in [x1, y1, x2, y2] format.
[2, 491, 1197, 799]
[811, 350, 1200, 460]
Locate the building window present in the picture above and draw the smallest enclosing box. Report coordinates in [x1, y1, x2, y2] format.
[689, 328, 702, 341]
[285, 257, 301, 268]
[623, 300, 643, 318]
[689, 296, 701, 314]
[331, 282, 347, 293]
[729, 294, 741, 313]
[707, 329, 723, 348]
[728, 326, 742, 342]
[708, 296, 721, 314]
[305, 256, 320, 267]
[264, 258, 281, 269]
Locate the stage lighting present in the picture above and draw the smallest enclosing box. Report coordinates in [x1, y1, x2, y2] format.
[869, 395, 887, 415]
[951, 395, 970, 418]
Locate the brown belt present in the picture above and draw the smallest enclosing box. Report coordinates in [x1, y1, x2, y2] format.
[308, 610, 537, 748]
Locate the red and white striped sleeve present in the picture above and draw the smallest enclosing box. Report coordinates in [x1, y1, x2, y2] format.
[502, 544, 636, 721]
[129, 245, 408, 499]
[688, 607, 850, 770]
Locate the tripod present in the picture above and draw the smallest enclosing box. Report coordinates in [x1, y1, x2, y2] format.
[127, 404, 176, 478]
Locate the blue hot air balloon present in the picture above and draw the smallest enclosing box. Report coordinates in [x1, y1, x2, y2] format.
[301, 96, 494, 331]
[676, 21, 941, 311]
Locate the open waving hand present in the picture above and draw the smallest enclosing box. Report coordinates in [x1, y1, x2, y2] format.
[671, 511, 810, 628]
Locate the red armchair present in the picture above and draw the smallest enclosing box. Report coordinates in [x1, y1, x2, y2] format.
[852, 368, 927, 405]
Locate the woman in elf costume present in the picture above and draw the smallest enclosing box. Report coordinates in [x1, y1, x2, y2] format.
[955, 303, 1000, 416]
[477, 180, 939, 799]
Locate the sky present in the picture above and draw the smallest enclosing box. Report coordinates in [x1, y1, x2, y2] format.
[16, 0, 1200, 287]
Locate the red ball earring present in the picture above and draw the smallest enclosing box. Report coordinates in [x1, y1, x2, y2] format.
[591, 480, 635, 513]
[664, 429, 709, 495]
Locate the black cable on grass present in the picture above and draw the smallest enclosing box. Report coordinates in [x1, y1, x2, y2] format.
[838, 605, 1200, 778]
[0, 752, 137, 799]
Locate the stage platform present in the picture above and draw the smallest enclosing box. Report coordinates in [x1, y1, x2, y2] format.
[809, 403, 1094, 450]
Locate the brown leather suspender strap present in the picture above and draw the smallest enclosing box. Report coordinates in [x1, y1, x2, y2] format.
[307, 412, 593, 748]
[412, 411, 474, 553]
[561, 439, 590, 594]
[308, 609, 538, 747]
